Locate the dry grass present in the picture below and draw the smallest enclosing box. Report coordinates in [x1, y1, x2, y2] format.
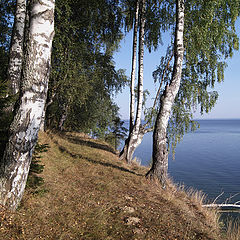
[224, 220, 240, 240]
[0, 131, 238, 239]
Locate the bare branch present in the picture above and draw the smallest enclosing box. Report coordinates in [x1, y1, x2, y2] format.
[212, 191, 224, 204]
[152, 53, 174, 111]
[203, 204, 240, 209]
[225, 192, 240, 204]
[142, 53, 173, 130]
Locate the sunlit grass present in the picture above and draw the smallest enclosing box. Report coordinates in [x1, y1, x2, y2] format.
[1, 131, 237, 239]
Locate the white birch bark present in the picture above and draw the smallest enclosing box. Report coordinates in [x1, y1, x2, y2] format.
[127, 0, 146, 162]
[129, 0, 139, 133]
[146, 0, 185, 186]
[119, 0, 146, 163]
[39, 110, 46, 131]
[134, 0, 145, 133]
[7, 0, 27, 95]
[0, 0, 55, 210]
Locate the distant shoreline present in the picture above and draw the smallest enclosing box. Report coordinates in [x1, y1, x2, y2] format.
[122, 118, 240, 121]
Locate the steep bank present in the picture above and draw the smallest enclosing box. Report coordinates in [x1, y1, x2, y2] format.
[0, 131, 230, 239]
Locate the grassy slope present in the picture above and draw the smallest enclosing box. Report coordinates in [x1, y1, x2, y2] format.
[0, 132, 227, 239]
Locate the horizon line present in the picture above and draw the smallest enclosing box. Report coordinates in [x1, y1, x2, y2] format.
[121, 118, 240, 121]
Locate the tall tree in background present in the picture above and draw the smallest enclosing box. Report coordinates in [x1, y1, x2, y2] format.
[147, 0, 239, 186]
[7, 0, 26, 96]
[45, 0, 127, 137]
[0, 0, 55, 210]
[146, 0, 185, 185]
[120, 0, 239, 167]
[129, 0, 139, 133]
[120, 0, 174, 163]
[0, 0, 15, 157]
[120, 0, 146, 163]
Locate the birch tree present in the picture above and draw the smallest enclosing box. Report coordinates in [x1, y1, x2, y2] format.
[120, 0, 239, 168]
[146, 0, 185, 186]
[129, 0, 139, 133]
[146, 0, 239, 186]
[119, 0, 146, 163]
[120, 0, 174, 163]
[0, 0, 55, 210]
[43, 0, 126, 135]
[7, 0, 27, 96]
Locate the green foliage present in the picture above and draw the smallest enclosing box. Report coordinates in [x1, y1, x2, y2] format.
[0, 0, 15, 159]
[0, 0, 14, 93]
[134, 85, 150, 112]
[122, 0, 174, 52]
[144, 0, 175, 52]
[46, 0, 127, 138]
[104, 106, 128, 150]
[151, 0, 240, 155]
[108, 117, 128, 150]
[0, 0, 14, 49]
[73, 0, 124, 51]
[0, 47, 13, 144]
[184, 0, 239, 87]
[0, 83, 10, 159]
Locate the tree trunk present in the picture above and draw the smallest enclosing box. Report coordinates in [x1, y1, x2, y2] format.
[129, 0, 139, 133]
[58, 105, 68, 131]
[134, 0, 145, 134]
[40, 91, 56, 131]
[119, 0, 146, 163]
[126, 126, 149, 161]
[7, 0, 27, 96]
[0, 0, 55, 210]
[39, 110, 46, 131]
[146, 0, 185, 186]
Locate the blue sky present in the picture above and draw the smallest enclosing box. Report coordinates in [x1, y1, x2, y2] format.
[114, 22, 240, 120]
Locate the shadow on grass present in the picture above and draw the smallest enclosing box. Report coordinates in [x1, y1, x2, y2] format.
[63, 134, 117, 155]
[26, 143, 50, 194]
[56, 141, 143, 177]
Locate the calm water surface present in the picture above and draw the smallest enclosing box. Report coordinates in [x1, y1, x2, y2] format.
[129, 119, 240, 205]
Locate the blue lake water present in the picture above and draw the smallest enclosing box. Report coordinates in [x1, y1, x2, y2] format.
[125, 119, 240, 205]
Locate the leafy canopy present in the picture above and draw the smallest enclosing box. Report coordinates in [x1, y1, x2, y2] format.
[151, 0, 240, 154]
[46, 0, 128, 142]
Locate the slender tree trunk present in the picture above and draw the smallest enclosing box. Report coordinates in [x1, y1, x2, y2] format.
[0, 0, 55, 210]
[39, 110, 46, 131]
[146, 0, 185, 186]
[7, 0, 27, 96]
[58, 104, 68, 131]
[129, 0, 139, 133]
[125, 126, 150, 162]
[134, 0, 145, 132]
[119, 0, 146, 163]
[40, 90, 56, 131]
